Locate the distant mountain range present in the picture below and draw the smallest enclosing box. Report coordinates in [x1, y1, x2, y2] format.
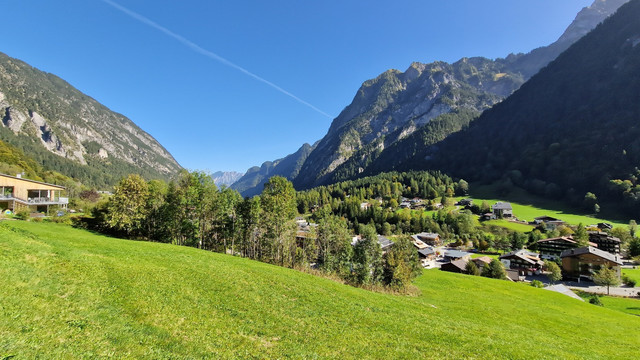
[234, 0, 628, 197]
[0, 52, 182, 187]
[212, 171, 244, 188]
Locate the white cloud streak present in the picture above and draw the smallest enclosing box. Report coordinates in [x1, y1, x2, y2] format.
[100, 0, 333, 119]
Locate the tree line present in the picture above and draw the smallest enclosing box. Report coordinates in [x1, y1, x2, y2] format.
[83, 171, 421, 290]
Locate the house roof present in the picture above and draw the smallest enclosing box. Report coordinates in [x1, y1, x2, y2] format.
[471, 256, 493, 265]
[417, 248, 435, 257]
[499, 249, 543, 265]
[560, 246, 622, 265]
[412, 232, 440, 240]
[536, 236, 576, 244]
[443, 259, 468, 271]
[0, 173, 65, 189]
[492, 202, 512, 210]
[444, 249, 472, 259]
[377, 235, 394, 249]
[534, 216, 560, 222]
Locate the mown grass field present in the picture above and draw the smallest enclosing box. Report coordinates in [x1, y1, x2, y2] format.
[482, 219, 536, 233]
[623, 268, 640, 284]
[1, 221, 639, 359]
[462, 185, 632, 227]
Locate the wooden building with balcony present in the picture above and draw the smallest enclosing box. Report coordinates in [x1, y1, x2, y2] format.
[0, 173, 68, 213]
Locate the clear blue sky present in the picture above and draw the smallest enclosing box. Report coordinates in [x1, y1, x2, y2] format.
[0, 0, 592, 173]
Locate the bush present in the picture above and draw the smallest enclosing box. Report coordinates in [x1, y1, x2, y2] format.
[589, 295, 603, 306]
[530, 280, 544, 288]
[30, 217, 43, 223]
[622, 275, 637, 287]
[14, 210, 30, 221]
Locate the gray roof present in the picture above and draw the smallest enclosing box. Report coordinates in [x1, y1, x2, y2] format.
[492, 202, 512, 210]
[417, 248, 435, 257]
[560, 246, 622, 265]
[377, 235, 394, 249]
[499, 249, 543, 265]
[444, 249, 472, 259]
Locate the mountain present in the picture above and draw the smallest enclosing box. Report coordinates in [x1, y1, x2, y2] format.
[289, 0, 628, 190]
[211, 171, 244, 188]
[422, 0, 640, 216]
[231, 142, 315, 197]
[0, 51, 182, 187]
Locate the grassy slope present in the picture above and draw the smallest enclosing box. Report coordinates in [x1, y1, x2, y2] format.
[623, 269, 640, 284]
[1, 221, 639, 359]
[458, 186, 630, 228]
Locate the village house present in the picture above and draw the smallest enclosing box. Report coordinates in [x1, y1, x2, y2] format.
[535, 236, 596, 260]
[532, 216, 565, 230]
[492, 202, 513, 218]
[560, 246, 623, 281]
[443, 249, 472, 262]
[587, 231, 621, 254]
[417, 247, 436, 267]
[411, 232, 442, 246]
[458, 198, 473, 207]
[0, 173, 68, 213]
[470, 256, 493, 270]
[440, 259, 468, 274]
[499, 249, 544, 276]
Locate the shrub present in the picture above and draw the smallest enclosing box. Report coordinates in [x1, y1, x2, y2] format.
[14, 210, 30, 221]
[622, 275, 637, 287]
[530, 280, 544, 288]
[589, 295, 603, 306]
[30, 217, 43, 223]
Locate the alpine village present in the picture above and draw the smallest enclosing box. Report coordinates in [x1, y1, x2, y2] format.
[2, 1, 640, 359]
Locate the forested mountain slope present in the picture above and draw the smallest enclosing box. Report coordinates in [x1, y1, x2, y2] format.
[0, 52, 182, 187]
[422, 0, 640, 216]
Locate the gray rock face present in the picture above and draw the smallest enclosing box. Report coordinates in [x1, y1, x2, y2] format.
[212, 171, 244, 187]
[0, 52, 182, 180]
[557, 0, 630, 44]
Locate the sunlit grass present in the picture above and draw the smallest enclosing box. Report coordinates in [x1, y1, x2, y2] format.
[1, 221, 638, 359]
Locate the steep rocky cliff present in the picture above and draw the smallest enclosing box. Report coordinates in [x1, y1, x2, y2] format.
[0, 52, 182, 186]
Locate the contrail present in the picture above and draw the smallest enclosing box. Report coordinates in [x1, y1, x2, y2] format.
[100, 0, 333, 119]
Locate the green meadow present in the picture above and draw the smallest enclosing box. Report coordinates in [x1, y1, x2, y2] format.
[457, 184, 631, 229]
[1, 221, 638, 359]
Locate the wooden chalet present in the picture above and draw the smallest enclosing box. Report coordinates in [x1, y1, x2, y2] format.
[587, 231, 621, 254]
[499, 249, 544, 276]
[440, 259, 468, 274]
[492, 202, 513, 218]
[411, 232, 442, 246]
[0, 173, 67, 213]
[560, 246, 622, 281]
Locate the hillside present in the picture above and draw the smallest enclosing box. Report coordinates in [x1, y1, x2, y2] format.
[1, 221, 638, 359]
[419, 0, 640, 217]
[0, 51, 182, 187]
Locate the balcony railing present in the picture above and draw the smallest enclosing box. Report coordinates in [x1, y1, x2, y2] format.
[28, 197, 69, 205]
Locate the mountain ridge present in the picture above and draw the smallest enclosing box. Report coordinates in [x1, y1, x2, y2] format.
[0, 51, 182, 187]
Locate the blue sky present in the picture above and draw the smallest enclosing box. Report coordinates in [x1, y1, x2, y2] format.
[0, 0, 592, 173]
